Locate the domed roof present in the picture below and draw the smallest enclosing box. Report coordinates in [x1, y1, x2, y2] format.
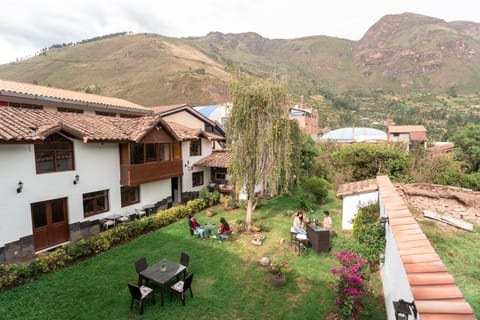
[320, 127, 387, 143]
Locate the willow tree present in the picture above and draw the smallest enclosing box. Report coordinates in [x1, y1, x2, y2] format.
[227, 77, 293, 228]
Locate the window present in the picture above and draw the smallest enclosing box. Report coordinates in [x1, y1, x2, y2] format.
[34, 134, 74, 174]
[95, 111, 116, 117]
[9, 102, 43, 110]
[121, 186, 140, 207]
[159, 143, 170, 161]
[145, 144, 157, 162]
[192, 171, 204, 187]
[130, 143, 171, 164]
[130, 143, 145, 164]
[190, 140, 201, 156]
[57, 107, 83, 114]
[393, 133, 400, 137]
[83, 190, 109, 217]
[215, 172, 227, 181]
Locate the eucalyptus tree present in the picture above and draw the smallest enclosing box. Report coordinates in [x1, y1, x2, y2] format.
[227, 77, 294, 228]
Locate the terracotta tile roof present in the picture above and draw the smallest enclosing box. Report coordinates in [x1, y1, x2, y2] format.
[376, 175, 476, 320]
[0, 107, 175, 143]
[409, 131, 428, 141]
[166, 122, 225, 141]
[193, 150, 231, 168]
[388, 125, 427, 133]
[167, 121, 202, 140]
[151, 104, 188, 114]
[427, 142, 454, 154]
[336, 179, 378, 197]
[0, 79, 152, 113]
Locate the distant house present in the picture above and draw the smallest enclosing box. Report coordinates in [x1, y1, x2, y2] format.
[336, 179, 379, 230]
[194, 104, 230, 128]
[0, 78, 152, 117]
[387, 125, 427, 152]
[289, 107, 319, 141]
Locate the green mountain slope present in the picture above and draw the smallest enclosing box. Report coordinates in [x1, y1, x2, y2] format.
[1, 13, 480, 106]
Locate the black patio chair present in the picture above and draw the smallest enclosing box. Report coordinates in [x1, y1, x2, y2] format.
[128, 283, 155, 315]
[135, 257, 148, 286]
[170, 272, 194, 306]
[179, 252, 190, 278]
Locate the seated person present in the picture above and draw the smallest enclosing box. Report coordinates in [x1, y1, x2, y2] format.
[188, 214, 207, 240]
[215, 217, 231, 242]
[292, 211, 307, 235]
[323, 210, 333, 230]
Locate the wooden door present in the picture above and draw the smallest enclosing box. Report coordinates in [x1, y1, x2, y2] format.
[31, 198, 69, 251]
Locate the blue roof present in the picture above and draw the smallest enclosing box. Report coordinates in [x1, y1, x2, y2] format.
[196, 105, 221, 117]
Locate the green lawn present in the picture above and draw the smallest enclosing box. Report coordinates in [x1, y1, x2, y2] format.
[417, 218, 480, 317]
[0, 195, 386, 320]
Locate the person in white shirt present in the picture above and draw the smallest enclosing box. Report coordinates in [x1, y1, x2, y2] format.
[292, 211, 307, 235]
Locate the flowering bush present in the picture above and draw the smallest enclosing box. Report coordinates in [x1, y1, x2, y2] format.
[267, 261, 289, 277]
[331, 251, 367, 320]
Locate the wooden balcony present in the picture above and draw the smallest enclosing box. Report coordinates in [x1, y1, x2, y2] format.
[120, 160, 183, 186]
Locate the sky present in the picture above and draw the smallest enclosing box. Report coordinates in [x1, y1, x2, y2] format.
[1, 0, 480, 64]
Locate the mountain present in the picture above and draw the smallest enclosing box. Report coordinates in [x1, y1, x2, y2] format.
[1, 13, 480, 106]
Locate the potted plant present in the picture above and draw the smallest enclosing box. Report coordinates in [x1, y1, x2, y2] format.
[160, 262, 167, 272]
[267, 261, 289, 286]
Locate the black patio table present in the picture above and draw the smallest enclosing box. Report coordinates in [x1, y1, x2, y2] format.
[140, 259, 186, 306]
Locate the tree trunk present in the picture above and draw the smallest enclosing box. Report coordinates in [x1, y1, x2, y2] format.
[246, 197, 254, 229]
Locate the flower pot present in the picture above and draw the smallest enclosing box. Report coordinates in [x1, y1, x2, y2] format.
[206, 209, 215, 217]
[270, 274, 286, 287]
[160, 265, 167, 272]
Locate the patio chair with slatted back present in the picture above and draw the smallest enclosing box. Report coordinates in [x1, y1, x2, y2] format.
[128, 283, 155, 315]
[170, 272, 194, 306]
[118, 212, 130, 223]
[179, 252, 190, 278]
[135, 257, 148, 286]
[134, 208, 146, 219]
[101, 218, 115, 231]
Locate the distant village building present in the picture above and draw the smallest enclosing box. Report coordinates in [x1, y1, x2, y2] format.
[387, 125, 427, 152]
[289, 106, 320, 141]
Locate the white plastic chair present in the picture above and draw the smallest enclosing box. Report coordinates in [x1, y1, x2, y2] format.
[135, 208, 146, 219]
[118, 212, 130, 223]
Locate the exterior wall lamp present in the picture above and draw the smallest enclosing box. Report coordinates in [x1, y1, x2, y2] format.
[73, 174, 80, 185]
[379, 216, 389, 231]
[16, 181, 23, 193]
[392, 299, 417, 319]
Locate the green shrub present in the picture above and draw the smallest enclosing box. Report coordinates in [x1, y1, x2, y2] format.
[301, 177, 330, 204]
[36, 248, 73, 273]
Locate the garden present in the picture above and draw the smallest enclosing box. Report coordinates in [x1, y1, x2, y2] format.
[0, 194, 387, 320]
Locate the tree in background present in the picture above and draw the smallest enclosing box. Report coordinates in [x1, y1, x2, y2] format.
[450, 124, 480, 173]
[333, 143, 410, 182]
[227, 76, 294, 228]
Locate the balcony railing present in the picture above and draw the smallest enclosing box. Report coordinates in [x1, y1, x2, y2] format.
[120, 160, 183, 186]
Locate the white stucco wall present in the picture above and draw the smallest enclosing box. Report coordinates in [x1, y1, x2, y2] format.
[379, 195, 414, 320]
[182, 139, 213, 192]
[163, 113, 205, 130]
[341, 191, 378, 230]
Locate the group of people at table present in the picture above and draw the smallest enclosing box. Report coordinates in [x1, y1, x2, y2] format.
[188, 214, 231, 242]
[188, 209, 332, 242]
[292, 210, 332, 235]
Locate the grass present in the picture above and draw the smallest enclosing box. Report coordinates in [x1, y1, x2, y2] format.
[0, 195, 386, 320]
[417, 218, 480, 317]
